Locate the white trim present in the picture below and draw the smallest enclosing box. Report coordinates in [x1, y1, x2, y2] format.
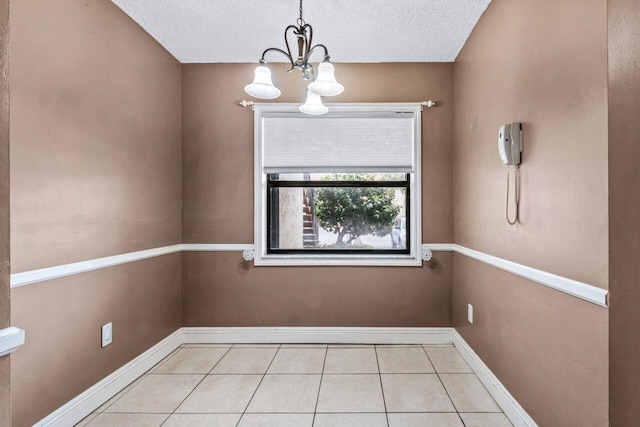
[34, 329, 183, 427]
[181, 243, 253, 251]
[35, 327, 534, 427]
[0, 327, 25, 357]
[452, 244, 609, 308]
[423, 243, 455, 251]
[252, 103, 423, 267]
[181, 326, 454, 345]
[254, 255, 422, 267]
[10, 245, 182, 288]
[10, 242, 608, 307]
[453, 330, 537, 427]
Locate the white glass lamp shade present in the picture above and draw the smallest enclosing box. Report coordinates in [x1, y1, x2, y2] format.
[244, 65, 281, 99]
[299, 90, 329, 115]
[308, 62, 344, 97]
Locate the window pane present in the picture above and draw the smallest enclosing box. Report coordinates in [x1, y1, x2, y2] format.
[270, 173, 407, 182]
[269, 185, 407, 251]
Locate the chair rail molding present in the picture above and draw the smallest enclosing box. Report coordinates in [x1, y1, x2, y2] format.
[181, 243, 254, 251]
[0, 327, 25, 357]
[10, 242, 607, 307]
[10, 245, 183, 288]
[451, 244, 608, 307]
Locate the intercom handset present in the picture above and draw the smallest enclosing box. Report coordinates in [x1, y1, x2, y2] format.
[499, 123, 522, 225]
[498, 123, 522, 165]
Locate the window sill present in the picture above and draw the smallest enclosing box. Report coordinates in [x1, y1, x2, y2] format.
[254, 254, 423, 267]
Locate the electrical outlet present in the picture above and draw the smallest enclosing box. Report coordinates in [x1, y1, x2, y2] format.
[101, 322, 112, 347]
[468, 304, 474, 324]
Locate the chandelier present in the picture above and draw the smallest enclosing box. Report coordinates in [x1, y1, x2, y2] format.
[244, 0, 344, 115]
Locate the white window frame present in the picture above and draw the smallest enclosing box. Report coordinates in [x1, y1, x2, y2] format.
[253, 103, 422, 266]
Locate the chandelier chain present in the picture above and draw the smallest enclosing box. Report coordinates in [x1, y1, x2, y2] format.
[297, 0, 305, 26]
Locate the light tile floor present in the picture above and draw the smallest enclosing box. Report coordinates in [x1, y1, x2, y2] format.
[77, 344, 512, 426]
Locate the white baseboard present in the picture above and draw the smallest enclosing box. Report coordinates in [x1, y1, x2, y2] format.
[34, 327, 532, 427]
[181, 326, 454, 345]
[34, 329, 183, 427]
[453, 330, 537, 427]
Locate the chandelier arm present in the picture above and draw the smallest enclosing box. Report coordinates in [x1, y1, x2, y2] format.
[283, 24, 300, 72]
[304, 43, 330, 64]
[260, 47, 295, 71]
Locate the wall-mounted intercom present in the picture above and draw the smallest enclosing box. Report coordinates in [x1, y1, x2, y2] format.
[498, 123, 522, 165]
[498, 123, 522, 225]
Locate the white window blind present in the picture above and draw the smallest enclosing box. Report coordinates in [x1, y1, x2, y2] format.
[261, 112, 416, 173]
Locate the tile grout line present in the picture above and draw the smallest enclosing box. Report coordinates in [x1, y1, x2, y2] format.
[158, 345, 234, 427]
[421, 344, 466, 425]
[235, 344, 282, 427]
[98, 410, 497, 414]
[311, 345, 329, 426]
[141, 371, 475, 376]
[93, 343, 507, 426]
[373, 346, 390, 427]
[95, 345, 185, 416]
[149, 346, 184, 374]
[423, 345, 506, 424]
[93, 374, 145, 415]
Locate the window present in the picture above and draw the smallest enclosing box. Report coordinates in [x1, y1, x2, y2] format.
[254, 104, 422, 266]
[268, 173, 410, 254]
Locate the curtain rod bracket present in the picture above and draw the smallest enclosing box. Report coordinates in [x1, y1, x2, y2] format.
[420, 100, 437, 111]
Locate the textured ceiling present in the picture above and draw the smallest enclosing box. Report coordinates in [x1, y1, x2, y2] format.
[111, 0, 491, 63]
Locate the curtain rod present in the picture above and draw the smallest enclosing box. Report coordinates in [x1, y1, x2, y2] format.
[238, 100, 437, 110]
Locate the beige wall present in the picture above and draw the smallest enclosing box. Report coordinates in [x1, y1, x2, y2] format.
[12, 255, 182, 426]
[608, 0, 640, 424]
[184, 252, 452, 327]
[11, 0, 182, 273]
[453, 0, 608, 287]
[0, 0, 10, 424]
[182, 63, 454, 327]
[453, 255, 608, 426]
[452, 0, 609, 425]
[9, 0, 183, 425]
